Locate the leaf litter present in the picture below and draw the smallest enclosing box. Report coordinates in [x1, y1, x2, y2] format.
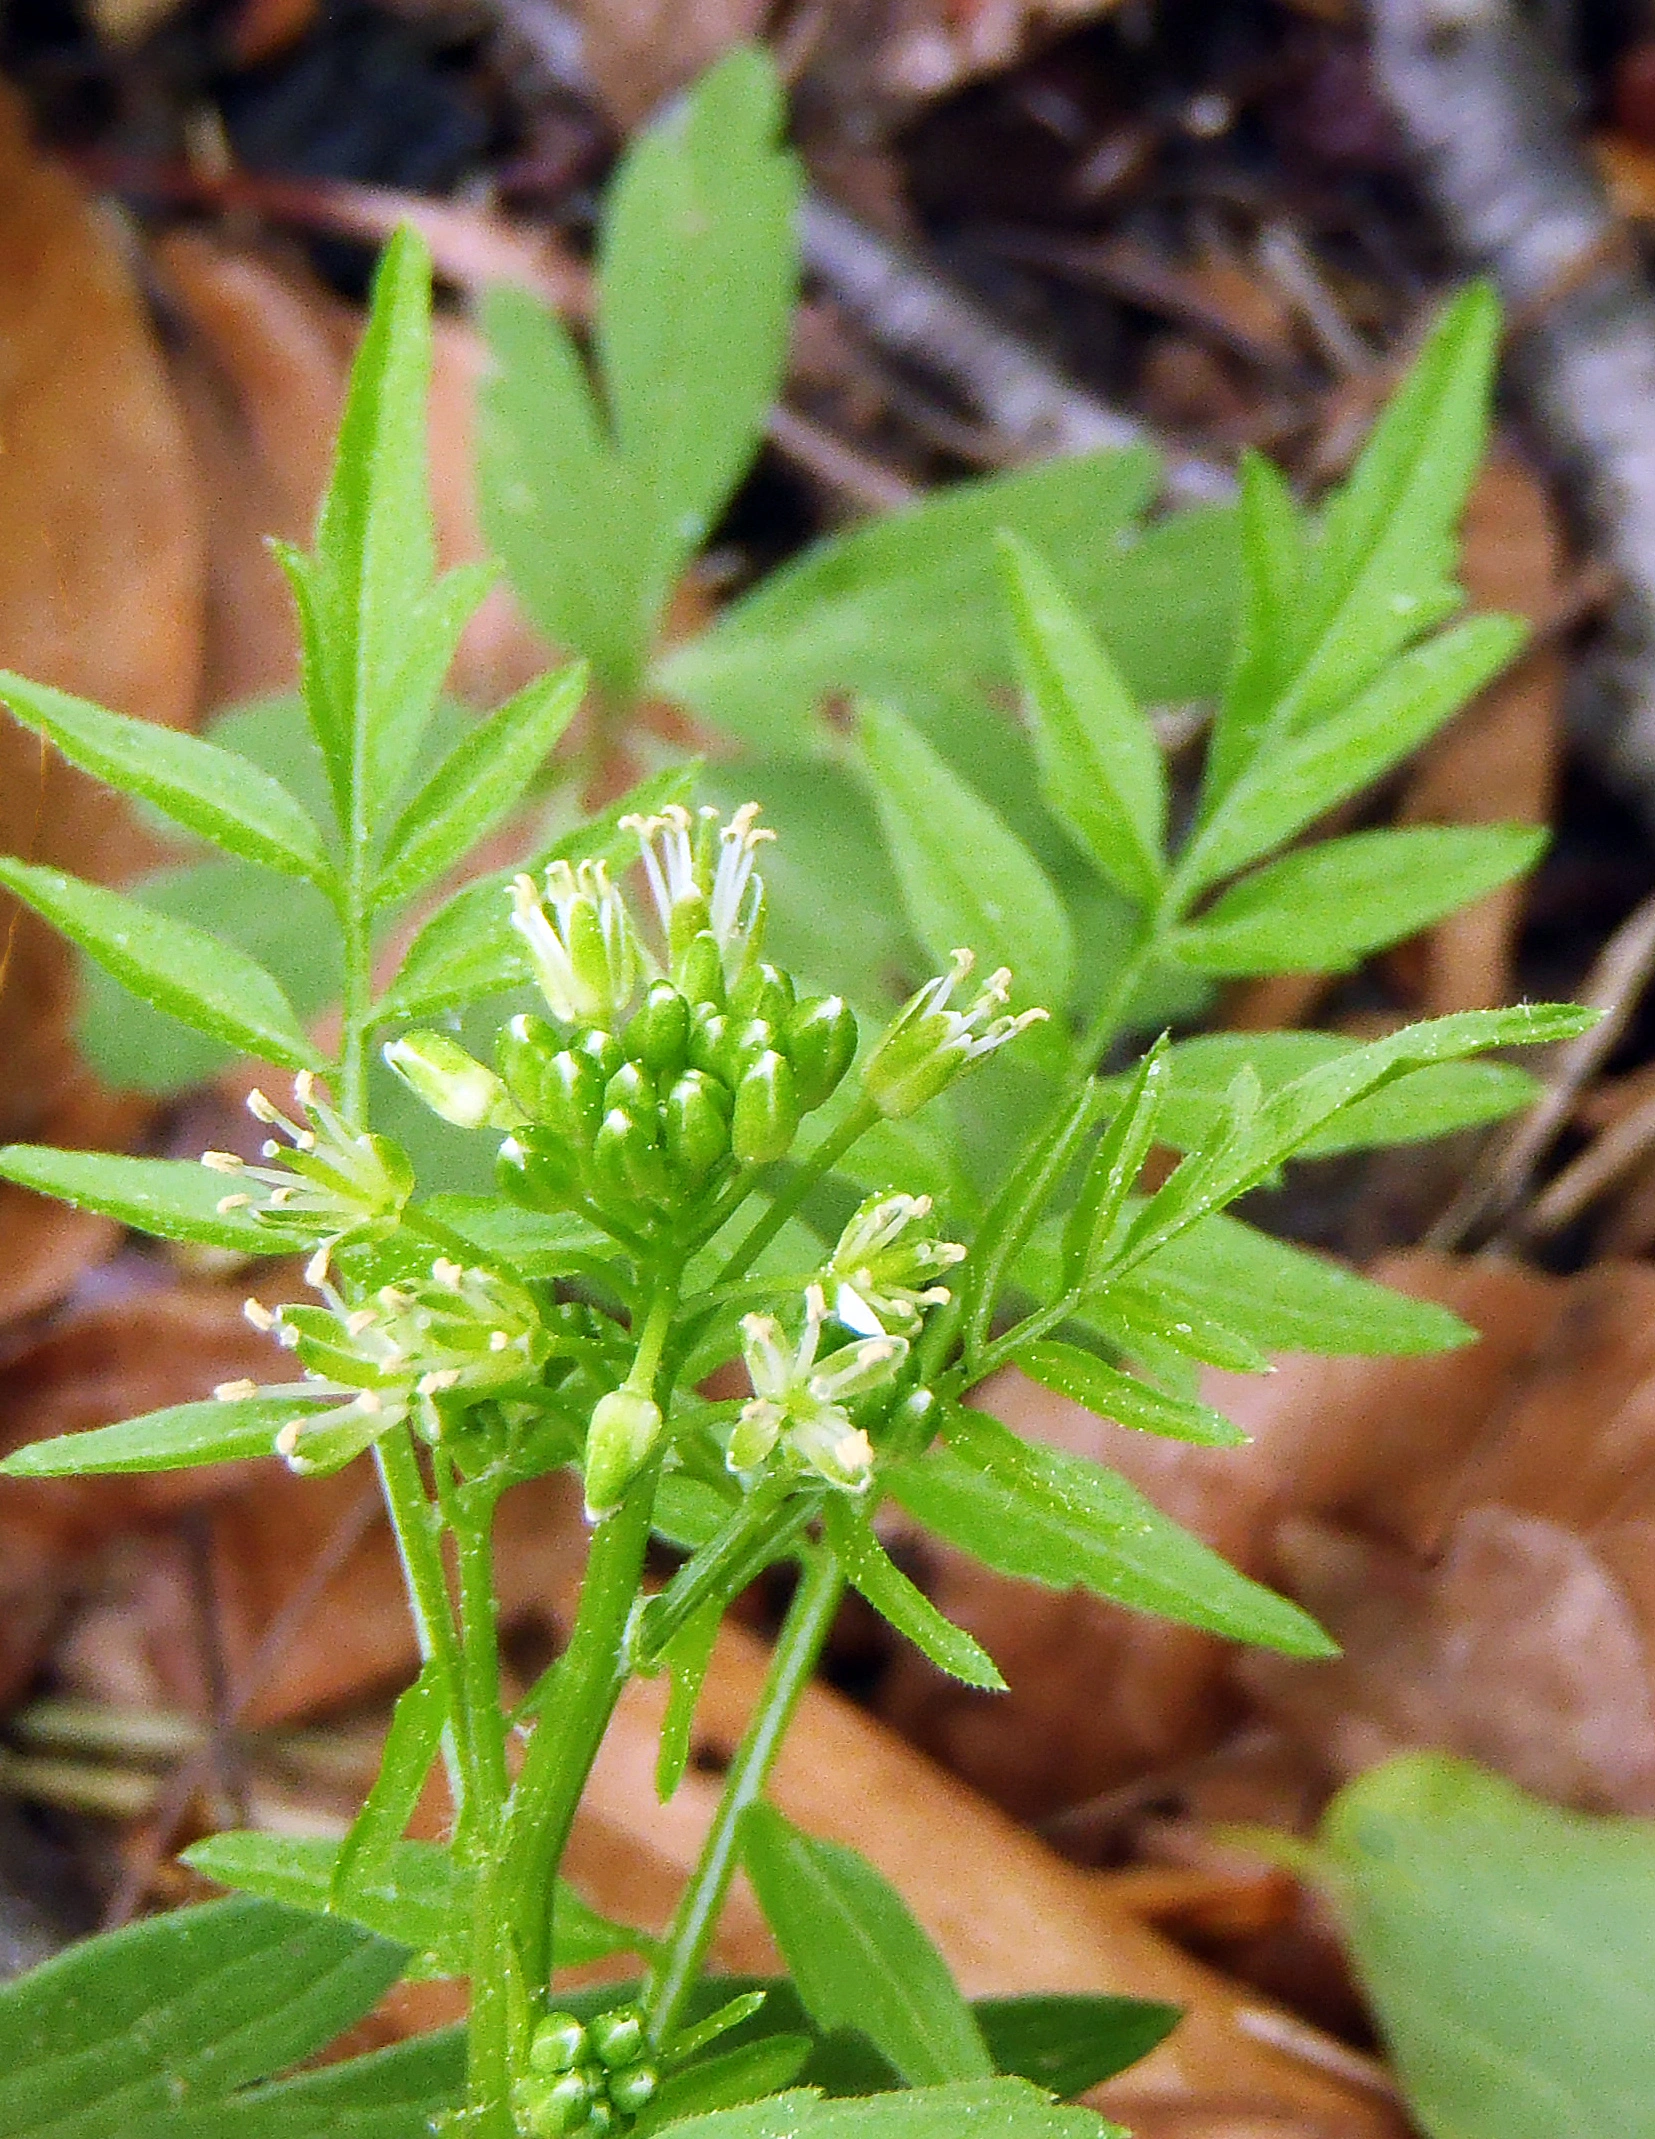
[6, 6, 1655, 2135]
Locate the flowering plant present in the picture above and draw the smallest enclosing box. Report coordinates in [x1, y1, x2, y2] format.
[0, 61, 1591, 2139]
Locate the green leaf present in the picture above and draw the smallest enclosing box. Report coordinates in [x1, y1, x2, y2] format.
[0, 1396, 325, 1478]
[77, 851, 340, 1094]
[599, 47, 798, 617]
[1173, 825, 1546, 977]
[975, 1995, 1181, 2096]
[1111, 1006, 1591, 1279]
[1111, 1033, 1541, 1158]
[1060, 1037, 1168, 1289]
[1202, 450, 1308, 806]
[0, 674, 333, 886]
[1314, 1754, 1655, 2139]
[651, 2079, 1117, 2138]
[380, 761, 699, 1021]
[1080, 1279, 1272, 1378]
[859, 700, 1073, 1014]
[0, 1898, 407, 2139]
[142, 2029, 464, 2139]
[1201, 283, 1499, 814]
[183, 1832, 644, 1980]
[372, 663, 585, 907]
[0, 857, 323, 1070]
[1016, 1343, 1245, 1445]
[655, 451, 1168, 752]
[998, 533, 1166, 906]
[330, 1662, 447, 1911]
[961, 1083, 1107, 1369]
[656, 1600, 724, 1801]
[740, 1803, 994, 2087]
[293, 229, 474, 835]
[477, 286, 640, 696]
[822, 1498, 1006, 1689]
[187, 1832, 463, 1976]
[1122, 1212, 1474, 1357]
[0, 1146, 281, 1253]
[1177, 613, 1525, 898]
[891, 1408, 1334, 1656]
[640, 2040, 817, 2133]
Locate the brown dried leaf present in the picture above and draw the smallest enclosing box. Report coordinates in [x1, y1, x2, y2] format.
[0, 86, 204, 1135]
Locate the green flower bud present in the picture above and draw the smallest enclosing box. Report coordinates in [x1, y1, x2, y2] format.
[676, 928, 726, 1010]
[603, 1060, 656, 1116]
[529, 2014, 587, 2076]
[731, 1049, 801, 1165]
[785, 995, 858, 1111]
[575, 1028, 626, 1083]
[862, 950, 1047, 1120]
[589, 1106, 668, 1203]
[687, 1008, 729, 1078]
[729, 960, 795, 1025]
[383, 1032, 516, 1131]
[607, 2064, 657, 2115]
[726, 1016, 776, 1081]
[497, 1130, 580, 1212]
[584, 2101, 615, 2137]
[584, 1387, 662, 1518]
[586, 2006, 646, 2069]
[512, 2065, 592, 2137]
[663, 1070, 732, 1189]
[667, 887, 713, 967]
[623, 982, 690, 1077]
[497, 1013, 568, 1116]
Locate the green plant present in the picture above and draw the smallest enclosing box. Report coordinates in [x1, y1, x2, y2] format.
[0, 62, 1596, 2139]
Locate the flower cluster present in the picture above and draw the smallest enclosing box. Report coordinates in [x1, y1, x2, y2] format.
[238, 1258, 548, 1475]
[388, 807, 856, 1232]
[201, 1073, 413, 1278]
[512, 2003, 656, 2138]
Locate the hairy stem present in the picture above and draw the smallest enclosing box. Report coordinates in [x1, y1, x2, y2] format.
[644, 1547, 844, 2044]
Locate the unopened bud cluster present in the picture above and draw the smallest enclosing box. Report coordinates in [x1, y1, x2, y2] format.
[512, 2004, 656, 2138]
[385, 806, 858, 1233]
[493, 967, 854, 1226]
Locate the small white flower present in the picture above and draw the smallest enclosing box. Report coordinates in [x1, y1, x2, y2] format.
[730, 1284, 904, 1492]
[200, 1073, 412, 1273]
[624, 801, 774, 983]
[827, 1192, 966, 1336]
[862, 949, 1048, 1120]
[510, 859, 641, 1026]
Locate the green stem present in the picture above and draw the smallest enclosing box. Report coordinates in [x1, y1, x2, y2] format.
[502, 1258, 684, 1995]
[713, 1099, 879, 1287]
[1078, 914, 1161, 1072]
[337, 859, 375, 1131]
[374, 1427, 471, 1822]
[633, 1483, 817, 1669]
[643, 1547, 844, 2045]
[443, 1466, 510, 1821]
[502, 1474, 656, 1993]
